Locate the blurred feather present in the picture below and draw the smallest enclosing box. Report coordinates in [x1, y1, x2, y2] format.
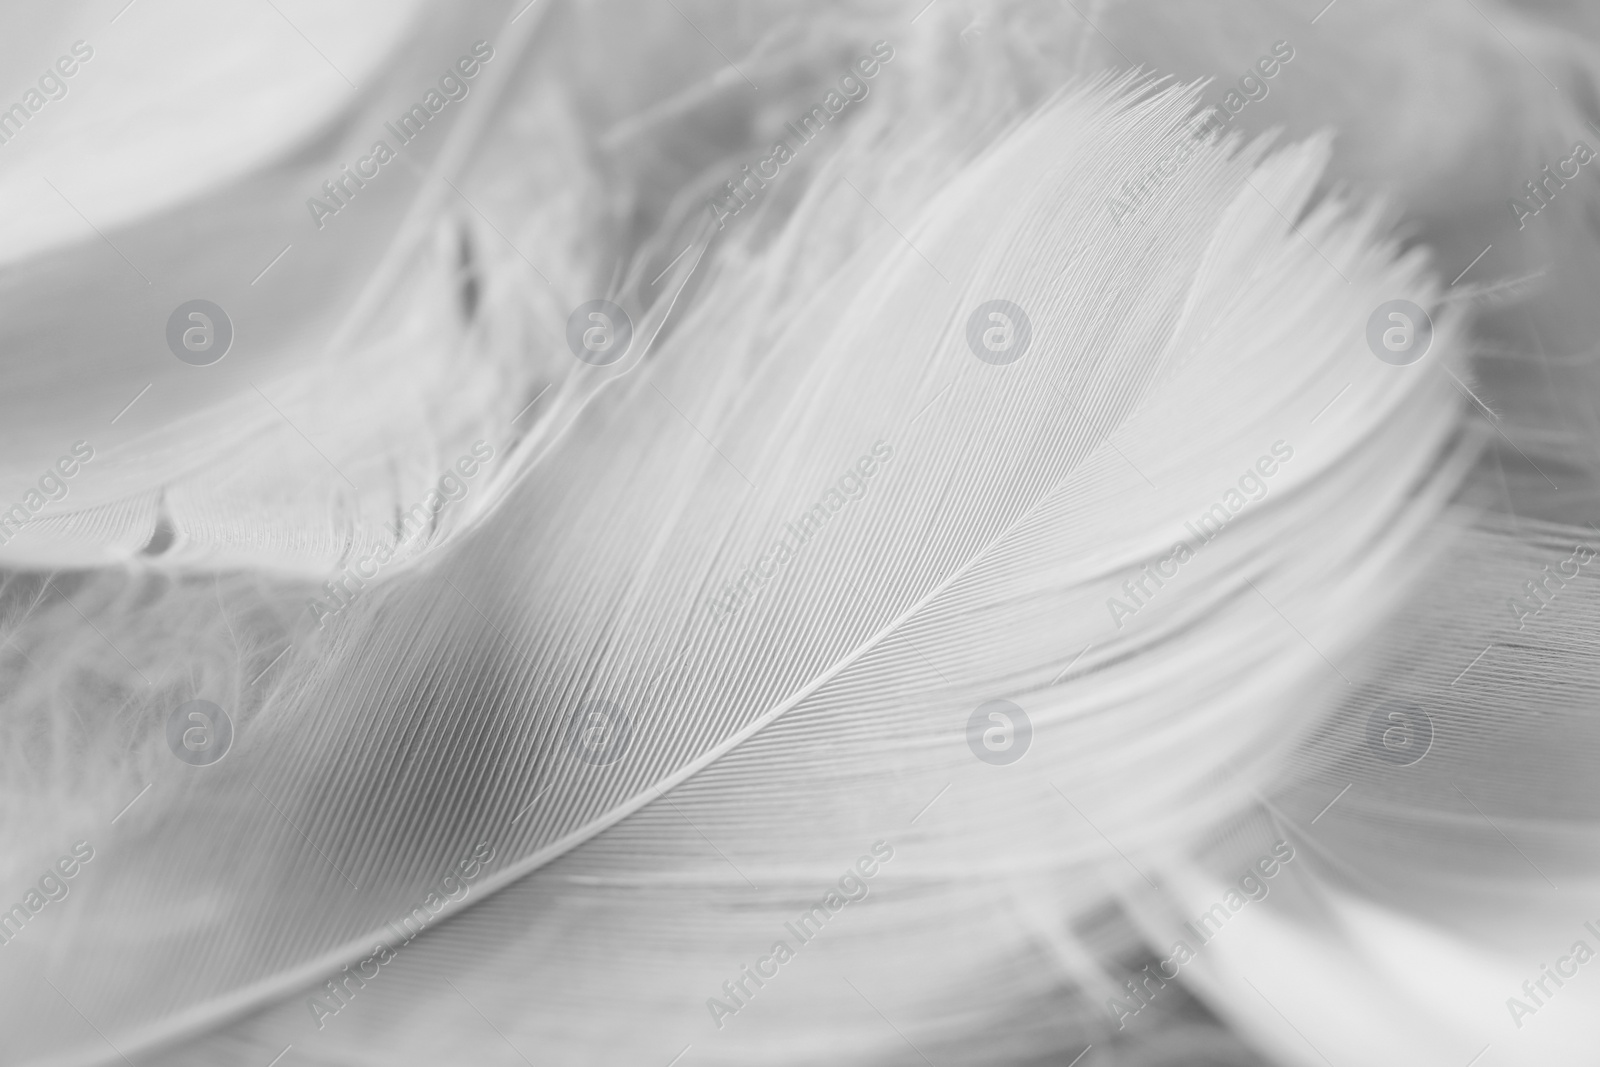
[5, 1, 1600, 1066]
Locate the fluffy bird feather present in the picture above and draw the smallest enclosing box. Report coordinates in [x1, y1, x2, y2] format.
[4, 1, 1600, 1065]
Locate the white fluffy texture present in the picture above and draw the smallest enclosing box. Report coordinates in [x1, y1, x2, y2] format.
[5, 1, 1600, 1066]
[0, 0, 429, 265]
[1147, 511, 1600, 1067]
[1079, 4, 1600, 1065]
[0, 0, 568, 574]
[3, 74, 1465, 1067]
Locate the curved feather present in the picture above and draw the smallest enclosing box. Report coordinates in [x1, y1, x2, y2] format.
[5, 69, 1470, 1064]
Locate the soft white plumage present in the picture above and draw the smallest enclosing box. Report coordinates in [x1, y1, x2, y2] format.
[4, 2, 1600, 1065]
